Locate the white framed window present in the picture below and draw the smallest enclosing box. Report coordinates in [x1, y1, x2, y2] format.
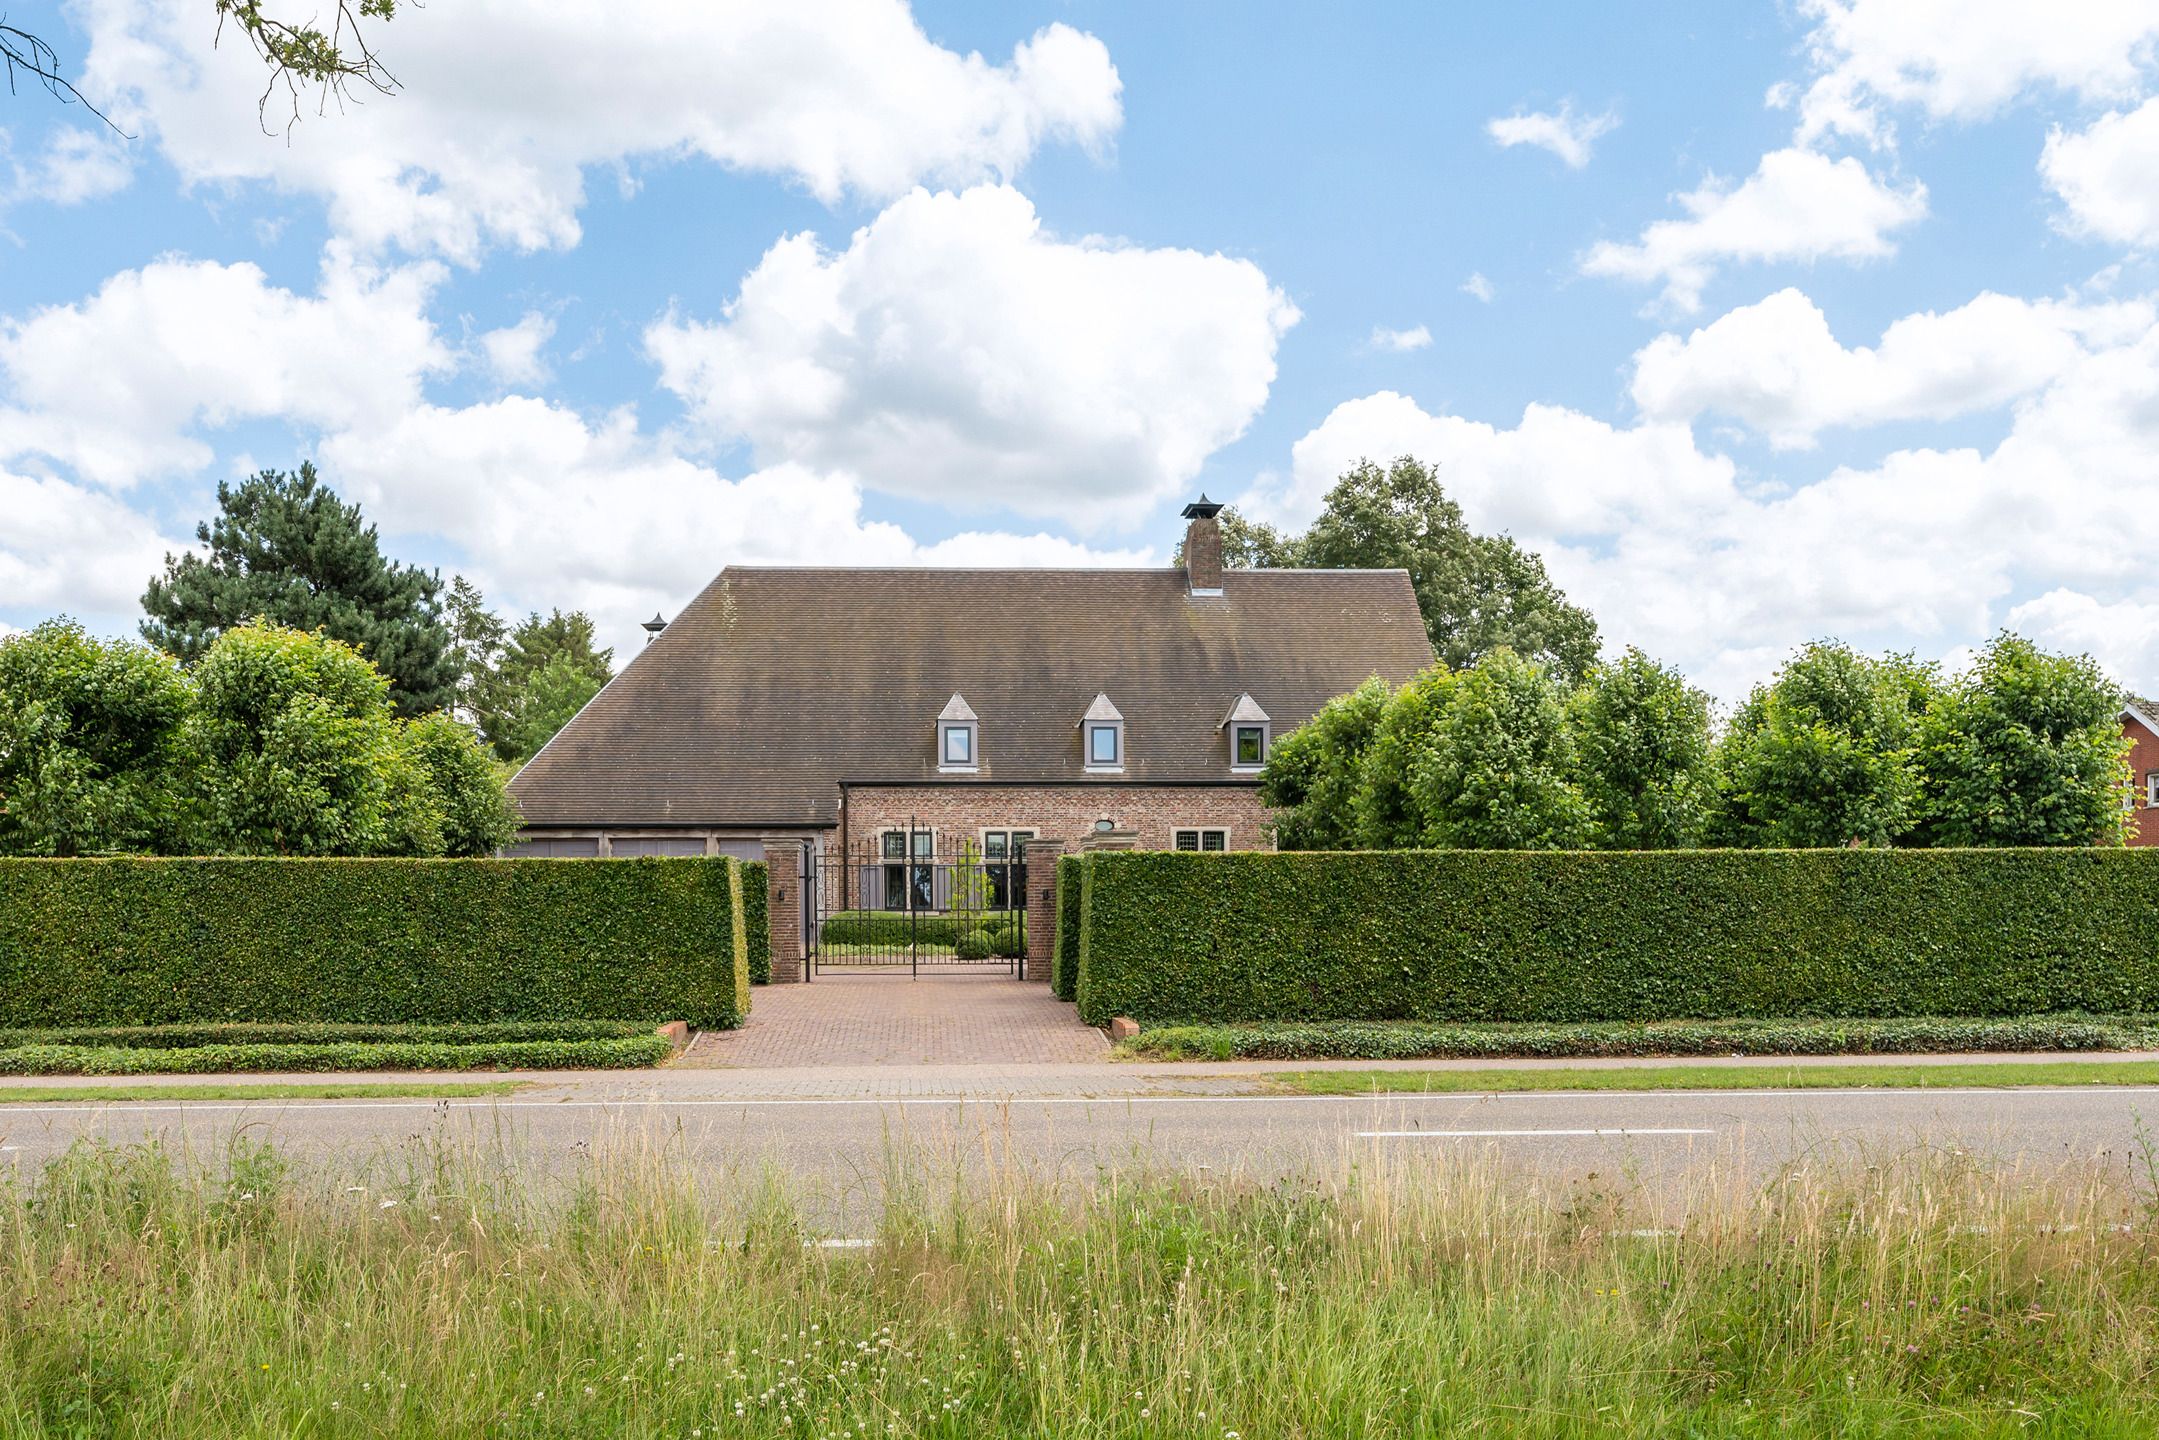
[1173, 828, 1228, 852]
[1086, 722, 1123, 769]
[2146, 770, 2158, 808]
[1231, 723, 1268, 770]
[936, 693, 979, 773]
[940, 722, 977, 769]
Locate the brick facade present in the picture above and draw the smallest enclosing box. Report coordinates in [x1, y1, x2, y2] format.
[2128, 712, 2159, 847]
[761, 842, 805, 982]
[841, 783, 1275, 855]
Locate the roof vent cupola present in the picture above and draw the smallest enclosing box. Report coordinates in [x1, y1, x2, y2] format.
[1181, 495, 1225, 597]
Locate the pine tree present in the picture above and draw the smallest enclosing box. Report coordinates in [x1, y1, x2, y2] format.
[475, 610, 614, 761]
[141, 463, 455, 716]
[443, 575, 507, 728]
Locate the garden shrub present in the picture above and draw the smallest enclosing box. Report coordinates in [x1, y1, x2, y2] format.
[0, 1020, 652, 1050]
[0, 1035, 676, 1075]
[1074, 848, 2159, 1027]
[954, 930, 995, 961]
[819, 910, 1023, 947]
[742, 859, 771, 984]
[0, 857, 751, 1029]
[1053, 857, 1083, 1000]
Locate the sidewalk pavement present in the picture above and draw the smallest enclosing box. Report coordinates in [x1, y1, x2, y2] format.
[3, 1048, 2156, 1104]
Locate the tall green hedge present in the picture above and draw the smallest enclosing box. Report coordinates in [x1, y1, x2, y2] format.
[0, 857, 752, 1028]
[742, 859, 771, 985]
[1052, 856, 1084, 1000]
[1073, 848, 2159, 1026]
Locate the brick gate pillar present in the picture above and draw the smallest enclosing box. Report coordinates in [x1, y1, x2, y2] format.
[762, 842, 805, 983]
[1020, 838, 1066, 984]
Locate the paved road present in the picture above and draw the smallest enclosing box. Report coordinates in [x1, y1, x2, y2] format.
[4, 1082, 2155, 1225]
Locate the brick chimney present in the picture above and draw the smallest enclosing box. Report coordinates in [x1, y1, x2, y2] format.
[1181, 495, 1224, 595]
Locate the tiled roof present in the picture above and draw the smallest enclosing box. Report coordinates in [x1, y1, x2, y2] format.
[509, 565, 1435, 828]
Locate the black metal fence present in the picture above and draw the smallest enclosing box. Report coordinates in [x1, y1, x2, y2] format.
[804, 836, 1028, 977]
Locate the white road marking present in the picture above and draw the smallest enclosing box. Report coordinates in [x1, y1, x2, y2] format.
[0, 1086, 2150, 1116]
[1357, 1128, 1716, 1139]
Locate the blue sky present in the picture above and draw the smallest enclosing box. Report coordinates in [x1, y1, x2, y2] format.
[4, 0, 2158, 699]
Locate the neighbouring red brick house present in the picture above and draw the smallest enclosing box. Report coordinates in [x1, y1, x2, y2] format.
[505, 499, 1435, 866]
[2126, 701, 2159, 847]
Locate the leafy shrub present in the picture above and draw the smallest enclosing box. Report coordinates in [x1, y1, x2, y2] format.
[1073, 849, 2159, 1026]
[1120, 1014, 2159, 1062]
[818, 910, 1023, 947]
[1053, 857, 1083, 1000]
[954, 930, 995, 961]
[742, 859, 771, 985]
[987, 916, 1026, 959]
[0, 856, 751, 1028]
[0, 1036, 676, 1075]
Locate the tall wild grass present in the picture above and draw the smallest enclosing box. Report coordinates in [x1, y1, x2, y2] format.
[0, 1130, 2155, 1436]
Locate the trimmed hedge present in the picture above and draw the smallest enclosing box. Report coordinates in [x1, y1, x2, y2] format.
[743, 859, 772, 985]
[818, 910, 1023, 947]
[1074, 848, 2159, 1027]
[1053, 857, 1083, 1000]
[0, 1020, 652, 1050]
[0, 857, 752, 1029]
[0, 1036, 675, 1075]
[1120, 1014, 2159, 1062]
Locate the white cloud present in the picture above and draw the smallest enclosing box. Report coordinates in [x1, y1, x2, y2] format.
[316, 396, 1151, 657]
[0, 468, 178, 617]
[1790, 0, 2159, 146]
[0, 250, 450, 488]
[1485, 104, 1618, 169]
[75, 0, 1121, 262]
[1367, 324, 1431, 353]
[4, 126, 134, 208]
[2003, 588, 2159, 691]
[1630, 287, 2154, 447]
[478, 311, 556, 387]
[1582, 148, 1926, 313]
[1252, 295, 2159, 701]
[645, 184, 1298, 530]
[1460, 273, 1495, 304]
[2043, 97, 2159, 248]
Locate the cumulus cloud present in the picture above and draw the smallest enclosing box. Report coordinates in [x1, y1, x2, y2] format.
[0, 250, 451, 488]
[315, 397, 1152, 657]
[1788, 0, 2159, 146]
[4, 126, 134, 208]
[1367, 324, 1432, 353]
[74, 0, 1123, 261]
[1247, 292, 2159, 701]
[477, 311, 557, 387]
[1486, 103, 1619, 169]
[1630, 287, 2154, 447]
[1460, 273, 1495, 303]
[0, 468, 179, 617]
[1581, 148, 1926, 313]
[2003, 589, 2159, 692]
[645, 185, 1298, 530]
[2043, 97, 2159, 248]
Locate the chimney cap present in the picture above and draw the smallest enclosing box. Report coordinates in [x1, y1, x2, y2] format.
[1180, 495, 1224, 520]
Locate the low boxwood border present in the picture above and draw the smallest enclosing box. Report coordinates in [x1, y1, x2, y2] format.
[0, 1020, 655, 1050]
[0, 1035, 677, 1075]
[1119, 1014, 2159, 1062]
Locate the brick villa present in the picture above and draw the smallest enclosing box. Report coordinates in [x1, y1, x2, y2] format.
[505, 500, 1434, 865]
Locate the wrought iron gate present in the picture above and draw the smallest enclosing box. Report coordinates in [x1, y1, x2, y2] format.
[803, 828, 1027, 978]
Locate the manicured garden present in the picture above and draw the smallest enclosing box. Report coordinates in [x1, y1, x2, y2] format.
[2, 1137, 2155, 1435]
[0, 1020, 675, 1075]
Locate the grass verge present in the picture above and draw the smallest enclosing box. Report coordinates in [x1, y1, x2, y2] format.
[2, 1137, 2158, 1434]
[1273, 1058, 2159, 1095]
[0, 1081, 524, 1103]
[1122, 1013, 2159, 1062]
[0, 1035, 676, 1076]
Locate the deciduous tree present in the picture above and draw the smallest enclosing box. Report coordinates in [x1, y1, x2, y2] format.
[1257, 676, 1391, 850]
[1569, 647, 1715, 849]
[1410, 648, 1589, 849]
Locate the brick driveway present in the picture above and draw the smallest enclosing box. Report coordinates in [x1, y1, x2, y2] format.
[681, 973, 1111, 1067]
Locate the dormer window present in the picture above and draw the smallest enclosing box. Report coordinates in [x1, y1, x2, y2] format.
[937, 693, 979, 773]
[1080, 692, 1125, 773]
[1221, 693, 1271, 772]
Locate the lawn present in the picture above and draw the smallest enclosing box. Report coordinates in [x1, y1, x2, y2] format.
[1, 1139, 2156, 1435]
[1273, 1058, 2159, 1095]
